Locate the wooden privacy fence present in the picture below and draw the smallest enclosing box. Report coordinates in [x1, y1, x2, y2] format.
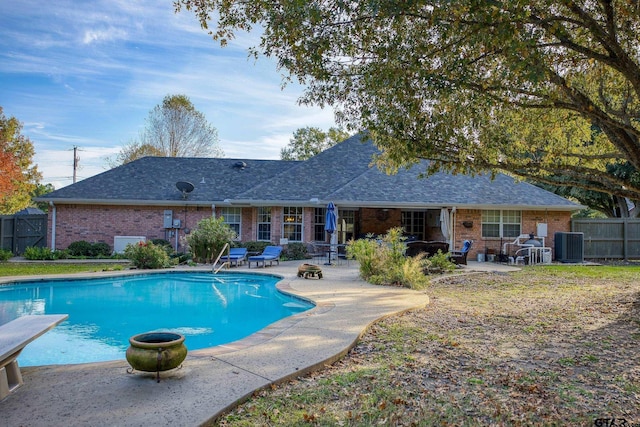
[0, 214, 48, 255]
[572, 218, 640, 260]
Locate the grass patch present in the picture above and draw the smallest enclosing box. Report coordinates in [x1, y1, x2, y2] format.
[0, 262, 130, 277]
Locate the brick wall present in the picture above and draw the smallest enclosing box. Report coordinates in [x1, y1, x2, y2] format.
[360, 208, 401, 236]
[50, 204, 213, 251]
[452, 209, 572, 258]
[49, 204, 573, 257]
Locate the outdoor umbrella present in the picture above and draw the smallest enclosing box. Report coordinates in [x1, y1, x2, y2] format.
[325, 202, 338, 264]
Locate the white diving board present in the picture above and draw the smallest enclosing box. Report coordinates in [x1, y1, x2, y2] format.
[0, 314, 69, 401]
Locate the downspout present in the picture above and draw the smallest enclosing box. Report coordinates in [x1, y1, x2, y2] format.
[211, 204, 216, 218]
[49, 201, 56, 250]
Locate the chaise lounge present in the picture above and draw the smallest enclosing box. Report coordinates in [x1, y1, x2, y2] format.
[218, 247, 248, 267]
[248, 246, 283, 268]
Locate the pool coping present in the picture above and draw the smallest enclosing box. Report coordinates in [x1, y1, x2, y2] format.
[0, 260, 433, 426]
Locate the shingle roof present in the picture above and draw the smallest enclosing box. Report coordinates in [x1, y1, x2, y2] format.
[42, 157, 299, 204]
[40, 134, 581, 210]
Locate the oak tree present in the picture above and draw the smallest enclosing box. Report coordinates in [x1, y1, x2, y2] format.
[0, 107, 41, 214]
[280, 126, 349, 160]
[177, 0, 640, 202]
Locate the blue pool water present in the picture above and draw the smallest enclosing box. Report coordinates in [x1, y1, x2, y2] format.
[0, 272, 314, 366]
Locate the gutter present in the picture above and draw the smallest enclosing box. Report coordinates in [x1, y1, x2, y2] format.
[35, 198, 584, 212]
[49, 201, 56, 250]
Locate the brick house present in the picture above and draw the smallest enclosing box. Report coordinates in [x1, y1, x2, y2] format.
[38, 134, 582, 259]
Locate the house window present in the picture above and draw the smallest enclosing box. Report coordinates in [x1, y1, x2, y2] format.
[401, 211, 425, 240]
[314, 208, 325, 241]
[257, 207, 271, 241]
[220, 207, 241, 237]
[338, 210, 355, 243]
[314, 208, 356, 243]
[482, 210, 521, 238]
[282, 206, 303, 242]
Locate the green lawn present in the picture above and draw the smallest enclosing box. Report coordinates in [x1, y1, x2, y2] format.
[0, 262, 130, 277]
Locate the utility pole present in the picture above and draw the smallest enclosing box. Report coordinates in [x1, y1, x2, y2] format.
[72, 146, 79, 183]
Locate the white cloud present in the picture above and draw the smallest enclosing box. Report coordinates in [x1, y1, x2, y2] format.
[82, 27, 128, 45]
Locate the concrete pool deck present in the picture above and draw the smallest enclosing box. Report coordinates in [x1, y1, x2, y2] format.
[0, 260, 517, 426]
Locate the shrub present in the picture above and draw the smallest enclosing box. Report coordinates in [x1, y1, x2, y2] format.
[346, 234, 379, 278]
[23, 246, 68, 260]
[67, 240, 112, 257]
[185, 216, 237, 263]
[67, 240, 93, 256]
[424, 250, 457, 274]
[282, 242, 308, 260]
[347, 227, 431, 290]
[241, 241, 270, 253]
[124, 241, 171, 269]
[151, 239, 174, 256]
[0, 248, 13, 261]
[90, 242, 111, 257]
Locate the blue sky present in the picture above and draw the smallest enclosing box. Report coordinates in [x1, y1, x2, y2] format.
[0, 0, 336, 189]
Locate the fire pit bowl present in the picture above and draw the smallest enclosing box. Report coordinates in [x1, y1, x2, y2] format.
[126, 332, 187, 380]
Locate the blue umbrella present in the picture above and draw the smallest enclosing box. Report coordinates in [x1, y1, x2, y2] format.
[325, 202, 337, 235]
[324, 202, 338, 265]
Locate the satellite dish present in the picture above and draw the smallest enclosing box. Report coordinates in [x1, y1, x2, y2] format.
[176, 181, 195, 199]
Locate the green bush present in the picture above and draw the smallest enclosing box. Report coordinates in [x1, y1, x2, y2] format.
[282, 242, 308, 260]
[185, 216, 237, 263]
[0, 248, 13, 261]
[66, 240, 112, 257]
[151, 239, 174, 256]
[346, 227, 431, 290]
[23, 246, 68, 260]
[91, 242, 111, 257]
[67, 240, 93, 256]
[241, 241, 270, 253]
[346, 234, 378, 278]
[172, 252, 192, 265]
[124, 241, 171, 269]
[424, 250, 457, 274]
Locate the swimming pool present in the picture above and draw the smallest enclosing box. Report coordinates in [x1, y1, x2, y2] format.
[0, 272, 314, 366]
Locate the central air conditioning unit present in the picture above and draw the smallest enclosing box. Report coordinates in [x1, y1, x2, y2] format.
[554, 232, 584, 263]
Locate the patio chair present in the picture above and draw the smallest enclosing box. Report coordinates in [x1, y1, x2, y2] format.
[248, 245, 283, 268]
[218, 247, 248, 267]
[450, 240, 472, 265]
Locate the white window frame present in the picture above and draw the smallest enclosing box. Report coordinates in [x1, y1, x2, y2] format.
[220, 207, 242, 239]
[282, 206, 303, 242]
[257, 207, 271, 241]
[482, 210, 521, 238]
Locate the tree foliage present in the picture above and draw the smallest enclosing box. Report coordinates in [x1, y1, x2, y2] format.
[107, 142, 164, 168]
[30, 183, 55, 213]
[109, 94, 223, 166]
[0, 107, 41, 214]
[176, 0, 640, 200]
[280, 126, 349, 160]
